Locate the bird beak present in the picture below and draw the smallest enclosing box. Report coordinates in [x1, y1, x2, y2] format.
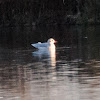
[54, 41, 57, 43]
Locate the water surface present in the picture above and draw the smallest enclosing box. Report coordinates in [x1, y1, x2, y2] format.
[0, 25, 100, 100]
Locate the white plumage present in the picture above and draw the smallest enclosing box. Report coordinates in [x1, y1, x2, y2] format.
[31, 38, 57, 49]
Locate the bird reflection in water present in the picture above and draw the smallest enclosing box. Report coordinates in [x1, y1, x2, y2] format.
[32, 47, 56, 67]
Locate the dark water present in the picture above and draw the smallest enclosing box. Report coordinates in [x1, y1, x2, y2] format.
[0, 25, 100, 100]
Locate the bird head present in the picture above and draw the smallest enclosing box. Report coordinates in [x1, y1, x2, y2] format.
[47, 38, 57, 44]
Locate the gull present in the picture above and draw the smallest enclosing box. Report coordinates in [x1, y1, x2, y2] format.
[31, 38, 57, 49]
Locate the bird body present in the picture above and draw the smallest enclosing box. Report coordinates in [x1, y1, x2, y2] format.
[31, 38, 57, 49]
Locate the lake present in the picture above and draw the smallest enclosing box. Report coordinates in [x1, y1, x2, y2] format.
[0, 25, 100, 100]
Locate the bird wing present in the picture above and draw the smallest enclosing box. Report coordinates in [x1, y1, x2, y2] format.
[31, 42, 48, 48]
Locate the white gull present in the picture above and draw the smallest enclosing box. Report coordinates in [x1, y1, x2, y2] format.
[31, 38, 57, 49]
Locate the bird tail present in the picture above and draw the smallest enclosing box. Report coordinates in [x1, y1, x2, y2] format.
[31, 44, 35, 47]
[31, 44, 38, 48]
